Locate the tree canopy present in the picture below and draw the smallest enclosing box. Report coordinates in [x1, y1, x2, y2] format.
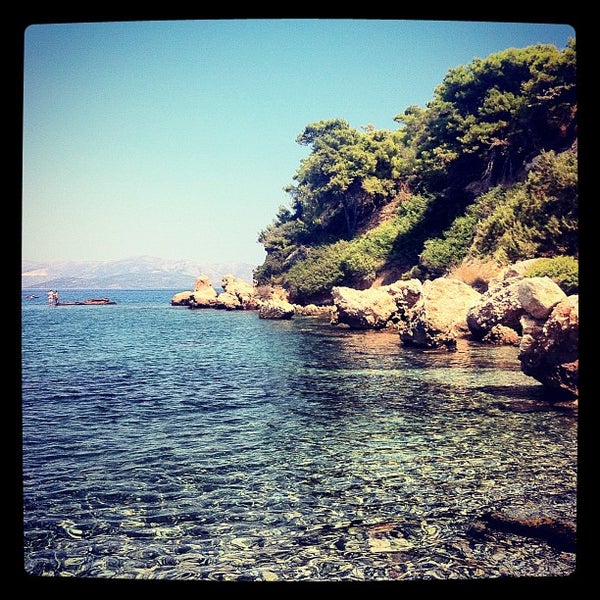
[283, 119, 406, 240]
[255, 40, 577, 303]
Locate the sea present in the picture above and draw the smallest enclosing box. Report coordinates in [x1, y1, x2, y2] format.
[20, 289, 578, 584]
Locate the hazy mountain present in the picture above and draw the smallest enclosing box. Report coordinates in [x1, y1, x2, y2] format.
[21, 256, 256, 290]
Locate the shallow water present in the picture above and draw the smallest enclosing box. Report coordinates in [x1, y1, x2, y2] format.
[21, 290, 577, 581]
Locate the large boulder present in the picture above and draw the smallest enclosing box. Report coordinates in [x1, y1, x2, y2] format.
[467, 279, 525, 341]
[258, 299, 295, 320]
[188, 275, 218, 309]
[171, 274, 219, 307]
[517, 276, 567, 320]
[221, 274, 260, 309]
[400, 278, 481, 349]
[331, 286, 399, 330]
[385, 279, 423, 316]
[467, 275, 567, 342]
[215, 291, 242, 310]
[518, 295, 579, 401]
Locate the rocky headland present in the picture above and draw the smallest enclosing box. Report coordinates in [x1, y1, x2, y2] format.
[171, 260, 578, 404]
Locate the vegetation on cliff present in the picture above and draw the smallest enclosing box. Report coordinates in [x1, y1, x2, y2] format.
[254, 40, 577, 304]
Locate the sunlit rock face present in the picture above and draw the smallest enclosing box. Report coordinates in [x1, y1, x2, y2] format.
[518, 295, 579, 401]
[170, 290, 194, 306]
[467, 279, 525, 341]
[517, 277, 567, 320]
[466, 275, 566, 342]
[400, 278, 481, 350]
[331, 286, 399, 330]
[188, 275, 219, 308]
[221, 274, 260, 309]
[258, 299, 295, 320]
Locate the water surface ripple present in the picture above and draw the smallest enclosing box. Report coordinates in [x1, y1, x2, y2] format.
[21, 290, 577, 581]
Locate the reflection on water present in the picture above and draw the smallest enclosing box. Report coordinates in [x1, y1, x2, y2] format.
[21, 295, 577, 581]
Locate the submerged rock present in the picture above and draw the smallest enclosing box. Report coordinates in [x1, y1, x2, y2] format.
[469, 504, 576, 553]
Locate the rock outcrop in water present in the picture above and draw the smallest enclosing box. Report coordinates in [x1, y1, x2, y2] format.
[258, 299, 295, 320]
[171, 266, 579, 399]
[519, 295, 579, 401]
[466, 274, 577, 401]
[400, 278, 482, 350]
[220, 274, 261, 310]
[467, 275, 567, 341]
[171, 275, 218, 308]
[328, 270, 578, 400]
[330, 285, 401, 330]
[171, 274, 295, 319]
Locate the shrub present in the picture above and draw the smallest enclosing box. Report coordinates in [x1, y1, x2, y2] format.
[283, 242, 348, 303]
[523, 256, 578, 295]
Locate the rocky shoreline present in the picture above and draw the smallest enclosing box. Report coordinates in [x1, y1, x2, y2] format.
[171, 261, 579, 553]
[171, 261, 578, 404]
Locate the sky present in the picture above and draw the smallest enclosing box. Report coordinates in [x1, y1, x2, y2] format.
[21, 18, 575, 268]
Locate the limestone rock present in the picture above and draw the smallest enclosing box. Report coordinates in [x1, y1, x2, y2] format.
[221, 274, 259, 309]
[466, 279, 524, 341]
[215, 291, 241, 310]
[519, 314, 546, 355]
[517, 276, 567, 320]
[384, 279, 423, 315]
[481, 324, 521, 346]
[518, 295, 579, 400]
[331, 286, 399, 330]
[294, 304, 334, 317]
[258, 299, 295, 320]
[401, 278, 481, 349]
[188, 275, 218, 308]
[193, 275, 215, 292]
[171, 290, 194, 306]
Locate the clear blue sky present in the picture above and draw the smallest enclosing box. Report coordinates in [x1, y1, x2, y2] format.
[22, 18, 575, 268]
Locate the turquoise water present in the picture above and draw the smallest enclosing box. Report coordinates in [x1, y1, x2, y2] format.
[20, 290, 577, 581]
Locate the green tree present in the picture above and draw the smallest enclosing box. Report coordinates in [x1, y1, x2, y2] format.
[288, 119, 405, 240]
[255, 41, 577, 297]
[414, 40, 576, 194]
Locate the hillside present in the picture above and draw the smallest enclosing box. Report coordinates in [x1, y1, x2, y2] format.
[254, 41, 578, 304]
[21, 256, 255, 290]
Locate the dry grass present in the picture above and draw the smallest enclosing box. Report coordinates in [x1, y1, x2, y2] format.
[448, 258, 504, 293]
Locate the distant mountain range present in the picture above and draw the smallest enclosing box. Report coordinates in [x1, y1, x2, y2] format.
[21, 256, 256, 290]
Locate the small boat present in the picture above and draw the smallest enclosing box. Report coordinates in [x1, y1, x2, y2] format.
[25, 294, 39, 299]
[56, 297, 117, 306]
